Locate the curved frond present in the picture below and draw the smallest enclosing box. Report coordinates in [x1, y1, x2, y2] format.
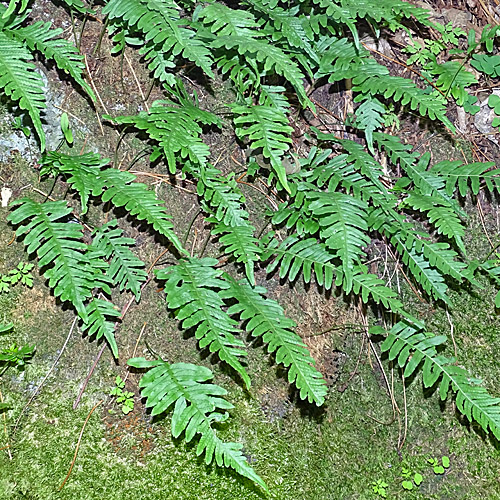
[222, 274, 327, 405]
[381, 321, 500, 439]
[7, 199, 97, 321]
[156, 258, 250, 388]
[127, 358, 267, 492]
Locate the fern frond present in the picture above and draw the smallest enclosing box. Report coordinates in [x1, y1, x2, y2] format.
[431, 160, 499, 196]
[352, 97, 386, 154]
[402, 244, 449, 303]
[83, 298, 121, 358]
[233, 103, 293, 191]
[39, 152, 110, 214]
[0, 30, 46, 150]
[198, 3, 260, 36]
[106, 94, 219, 173]
[381, 321, 500, 439]
[425, 59, 477, 105]
[374, 133, 465, 216]
[8, 20, 94, 98]
[212, 35, 310, 106]
[307, 192, 370, 292]
[222, 274, 327, 405]
[262, 234, 336, 289]
[103, 0, 214, 79]
[195, 167, 250, 227]
[156, 258, 250, 388]
[7, 199, 97, 321]
[127, 358, 267, 492]
[211, 223, 260, 286]
[97, 168, 186, 255]
[355, 73, 454, 131]
[405, 192, 465, 252]
[92, 220, 148, 301]
[262, 234, 408, 318]
[369, 206, 473, 284]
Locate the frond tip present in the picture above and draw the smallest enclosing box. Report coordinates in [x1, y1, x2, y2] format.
[127, 357, 268, 492]
[380, 321, 500, 439]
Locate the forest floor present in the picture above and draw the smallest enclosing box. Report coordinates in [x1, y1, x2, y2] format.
[1, 0, 500, 499]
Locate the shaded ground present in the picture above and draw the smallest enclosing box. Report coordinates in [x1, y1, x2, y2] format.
[1, 0, 500, 499]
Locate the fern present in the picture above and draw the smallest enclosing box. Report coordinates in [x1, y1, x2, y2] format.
[232, 103, 293, 191]
[0, 5, 93, 149]
[221, 274, 327, 405]
[7, 199, 93, 321]
[105, 89, 220, 173]
[39, 152, 110, 214]
[103, 0, 214, 83]
[127, 357, 268, 492]
[39, 151, 186, 255]
[307, 191, 370, 292]
[156, 258, 250, 389]
[83, 298, 121, 358]
[0, 19, 46, 150]
[91, 220, 148, 301]
[380, 321, 500, 439]
[431, 160, 499, 196]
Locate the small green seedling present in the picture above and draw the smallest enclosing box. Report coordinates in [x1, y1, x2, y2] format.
[110, 375, 134, 414]
[12, 116, 31, 138]
[0, 263, 34, 293]
[0, 323, 35, 377]
[401, 466, 423, 491]
[428, 456, 450, 475]
[60, 112, 74, 144]
[371, 479, 388, 498]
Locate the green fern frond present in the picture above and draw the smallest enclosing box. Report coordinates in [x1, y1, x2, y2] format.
[262, 234, 336, 289]
[402, 244, 449, 303]
[222, 274, 328, 405]
[83, 298, 121, 358]
[262, 234, 408, 318]
[212, 35, 310, 106]
[103, 0, 214, 79]
[198, 3, 260, 36]
[425, 59, 477, 105]
[355, 73, 455, 131]
[156, 258, 250, 388]
[374, 133, 465, 216]
[106, 95, 219, 173]
[97, 169, 186, 255]
[0, 30, 46, 150]
[381, 321, 500, 439]
[39, 152, 110, 214]
[307, 192, 370, 292]
[352, 97, 386, 154]
[211, 223, 260, 286]
[195, 167, 250, 227]
[9, 20, 94, 98]
[369, 207, 473, 284]
[7, 199, 97, 321]
[127, 358, 267, 492]
[405, 192, 465, 252]
[258, 85, 291, 113]
[431, 160, 499, 196]
[92, 221, 148, 301]
[233, 103, 293, 191]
